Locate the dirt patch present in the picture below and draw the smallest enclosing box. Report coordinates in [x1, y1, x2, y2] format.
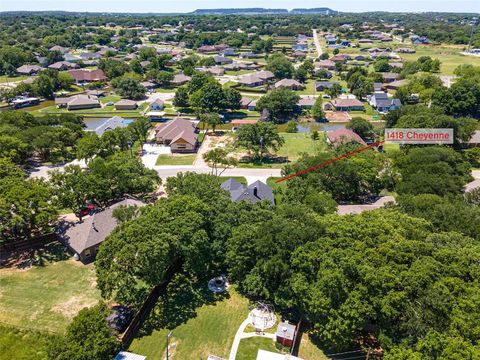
[52, 295, 98, 319]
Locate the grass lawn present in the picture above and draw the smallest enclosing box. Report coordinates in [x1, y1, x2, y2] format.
[0, 247, 100, 333]
[128, 289, 250, 360]
[0, 325, 51, 360]
[155, 154, 196, 166]
[0, 75, 28, 83]
[296, 79, 317, 96]
[236, 337, 280, 360]
[237, 132, 327, 168]
[276, 132, 327, 162]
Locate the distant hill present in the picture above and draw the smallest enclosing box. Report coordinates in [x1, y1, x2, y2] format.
[290, 8, 337, 14]
[192, 8, 337, 15]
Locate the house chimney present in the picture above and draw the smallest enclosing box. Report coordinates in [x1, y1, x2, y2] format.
[253, 186, 258, 198]
[92, 221, 98, 232]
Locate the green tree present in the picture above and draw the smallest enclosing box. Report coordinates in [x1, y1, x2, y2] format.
[112, 76, 145, 100]
[173, 86, 189, 107]
[256, 88, 301, 124]
[203, 148, 238, 175]
[235, 122, 285, 159]
[346, 117, 374, 140]
[156, 71, 174, 87]
[311, 97, 324, 121]
[128, 117, 151, 153]
[76, 132, 102, 163]
[266, 53, 295, 79]
[48, 303, 120, 360]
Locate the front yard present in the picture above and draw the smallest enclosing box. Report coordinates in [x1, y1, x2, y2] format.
[156, 154, 196, 165]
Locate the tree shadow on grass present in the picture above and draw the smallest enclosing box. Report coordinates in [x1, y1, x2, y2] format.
[0, 241, 70, 269]
[136, 273, 230, 338]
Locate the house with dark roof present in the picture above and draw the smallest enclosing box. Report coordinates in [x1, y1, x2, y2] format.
[155, 118, 198, 152]
[368, 92, 402, 112]
[57, 198, 146, 262]
[221, 179, 274, 205]
[214, 55, 233, 65]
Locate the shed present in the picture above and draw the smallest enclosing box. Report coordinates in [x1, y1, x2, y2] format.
[276, 321, 297, 348]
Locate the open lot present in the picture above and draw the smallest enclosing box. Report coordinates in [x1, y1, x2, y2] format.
[0, 245, 100, 334]
[156, 154, 196, 165]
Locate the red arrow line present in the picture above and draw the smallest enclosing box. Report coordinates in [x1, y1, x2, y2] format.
[275, 141, 385, 183]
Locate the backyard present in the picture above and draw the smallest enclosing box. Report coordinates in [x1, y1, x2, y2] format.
[0, 244, 100, 334]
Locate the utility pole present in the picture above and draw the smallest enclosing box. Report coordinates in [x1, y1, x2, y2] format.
[165, 331, 173, 360]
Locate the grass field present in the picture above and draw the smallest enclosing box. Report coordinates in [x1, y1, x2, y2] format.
[128, 289, 250, 360]
[0, 251, 100, 333]
[236, 337, 280, 360]
[0, 75, 29, 83]
[0, 325, 51, 360]
[155, 154, 196, 165]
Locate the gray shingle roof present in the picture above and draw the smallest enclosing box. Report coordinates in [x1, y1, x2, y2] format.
[58, 199, 145, 255]
[221, 179, 274, 204]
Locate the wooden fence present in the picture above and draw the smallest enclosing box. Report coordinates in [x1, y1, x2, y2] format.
[120, 260, 182, 347]
[0, 233, 59, 252]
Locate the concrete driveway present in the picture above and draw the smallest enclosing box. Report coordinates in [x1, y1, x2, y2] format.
[141, 143, 171, 169]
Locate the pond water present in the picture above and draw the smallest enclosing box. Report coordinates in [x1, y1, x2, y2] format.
[297, 123, 347, 133]
[83, 117, 134, 130]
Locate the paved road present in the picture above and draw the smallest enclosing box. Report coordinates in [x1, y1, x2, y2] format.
[312, 29, 323, 58]
[337, 196, 395, 215]
[465, 170, 480, 192]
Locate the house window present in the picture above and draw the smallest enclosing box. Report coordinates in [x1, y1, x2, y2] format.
[84, 249, 91, 257]
[176, 144, 187, 149]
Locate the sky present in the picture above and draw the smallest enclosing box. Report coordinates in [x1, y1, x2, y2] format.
[0, 0, 479, 13]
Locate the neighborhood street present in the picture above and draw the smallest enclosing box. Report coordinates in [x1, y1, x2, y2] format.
[312, 28, 323, 58]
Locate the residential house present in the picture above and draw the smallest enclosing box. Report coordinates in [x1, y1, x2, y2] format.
[331, 98, 365, 112]
[171, 73, 191, 86]
[330, 54, 350, 63]
[247, 100, 257, 111]
[49, 45, 69, 54]
[58, 198, 146, 262]
[149, 98, 164, 111]
[397, 47, 416, 54]
[385, 79, 407, 90]
[222, 48, 237, 56]
[239, 52, 260, 59]
[155, 118, 198, 152]
[16, 64, 42, 75]
[221, 179, 274, 205]
[213, 55, 233, 65]
[274, 79, 304, 90]
[315, 81, 335, 91]
[63, 53, 82, 62]
[240, 97, 253, 109]
[297, 97, 316, 109]
[140, 81, 158, 92]
[114, 351, 146, 360]
[314, 60, 336, 71]
[238, 74, 265, 87]
[114, 99, 138, 110]
[327, 128, 367, 147]
[86, 89, 106, 97]
[48, 61, 79, 71]
[68, 69, 107, 84]
[382, 72, 399, 83]
[79, 52, 102, 61]
[55, 94, 101, 110]
[197, 45, 216, 53]
[373, 82, 385, 92]
[464, 130, 480, 148]
[369, 92, 402, 112]
[198, 66, 225, 76]
[89, 116, 131, 136]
